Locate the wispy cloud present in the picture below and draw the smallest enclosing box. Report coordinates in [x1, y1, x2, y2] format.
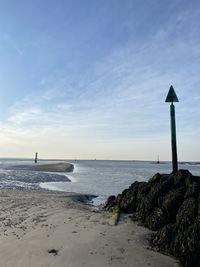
[0, 1, 200, 159]
[3, 34, 24, 56]
[4, 23, 200, 142]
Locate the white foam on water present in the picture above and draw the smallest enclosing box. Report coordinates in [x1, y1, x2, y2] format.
[39, 182, 70, 192]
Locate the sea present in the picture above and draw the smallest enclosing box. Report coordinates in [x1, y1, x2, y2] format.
[0, 159, 200, 205]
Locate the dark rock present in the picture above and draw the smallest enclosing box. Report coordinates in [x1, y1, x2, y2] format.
[198, 197, 200, 217]
[103, 195, 116, 211]
[150, 223, 177, 254]
[172, 221, 200, 267]
[185, 181, 200, 199]
[148, 173, 162, 186]
[173, 169, 193, 188]
[145, 208, 168, 230]
[160, 174, 171, 183]
[162, 187, 185, 223]
[119, 182, 146, 213]
[176, 198, 197, 230]
[157, 196, 164, 208]
[136, 175, 174, 222]
[104, 169, 200, 267]
[117, 188, 130, 207]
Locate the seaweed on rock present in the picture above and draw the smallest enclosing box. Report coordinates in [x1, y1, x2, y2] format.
[103, 169, 200, 267]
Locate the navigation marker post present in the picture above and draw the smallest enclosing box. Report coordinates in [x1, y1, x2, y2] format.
[35, 152, 38, 164]
[165, 86, 179, 173]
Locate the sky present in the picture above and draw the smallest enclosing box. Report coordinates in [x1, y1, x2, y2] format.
[0, 0, 200, 161]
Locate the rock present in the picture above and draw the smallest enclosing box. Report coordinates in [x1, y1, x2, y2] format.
[104, 169, 200, 267]
[103, 195, 116, 211]
[151, 220, 200, 267]
[150, 223, 177, 254]
[173, 169, 193, 188]
[176, 198, 197, 230]
[148, 173, 162, 186]
[162, 187, 185, 223]
[135, 175, 174, 222]
[172, 221, 200, 267]
[185, 181, 200, 199]
[145, 208, 168, 230]
[119, 182, 146, 213]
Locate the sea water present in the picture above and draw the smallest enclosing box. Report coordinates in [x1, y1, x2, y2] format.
[0, 159, 199, 205]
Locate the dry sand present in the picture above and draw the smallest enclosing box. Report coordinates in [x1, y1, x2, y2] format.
[0, 190, 179, 267]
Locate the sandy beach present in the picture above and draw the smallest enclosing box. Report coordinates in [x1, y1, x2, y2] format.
[0, 190, 179, 267]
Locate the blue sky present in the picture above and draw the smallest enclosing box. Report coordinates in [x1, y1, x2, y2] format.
[0, 0, 200, 160]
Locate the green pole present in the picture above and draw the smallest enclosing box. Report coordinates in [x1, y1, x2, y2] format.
[170, 103, 178, 173]
[165, 85, 179, 173]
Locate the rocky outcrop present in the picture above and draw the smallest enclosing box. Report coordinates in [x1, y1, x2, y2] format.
[103, 170, 200, 267]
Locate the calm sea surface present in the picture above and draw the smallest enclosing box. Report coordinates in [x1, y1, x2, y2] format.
[0, 159, 200, 205]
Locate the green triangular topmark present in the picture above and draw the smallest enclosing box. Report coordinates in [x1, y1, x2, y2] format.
[165, 85, 179, 102]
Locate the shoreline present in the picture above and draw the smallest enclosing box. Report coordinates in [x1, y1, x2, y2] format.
[6, 161, 101, 206]
[0, 189, 179, 267]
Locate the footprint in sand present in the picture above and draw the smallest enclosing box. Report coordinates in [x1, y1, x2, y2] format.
[48, 249, 59, 256]
[117, 247, 125, 254]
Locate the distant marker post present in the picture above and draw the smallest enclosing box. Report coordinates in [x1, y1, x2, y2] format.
[165, 86, 179, 173]
[35, 152, 38, 164]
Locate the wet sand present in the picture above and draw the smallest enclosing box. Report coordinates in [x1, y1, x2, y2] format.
[13, 162, 74, 173]
[0, 190, 179, 267]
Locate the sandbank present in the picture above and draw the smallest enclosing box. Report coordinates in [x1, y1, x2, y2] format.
[12, 162, 74, 173]
[0, 190, 179, 267]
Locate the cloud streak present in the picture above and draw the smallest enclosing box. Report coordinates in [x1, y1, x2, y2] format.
[0, 1, 200, 160]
